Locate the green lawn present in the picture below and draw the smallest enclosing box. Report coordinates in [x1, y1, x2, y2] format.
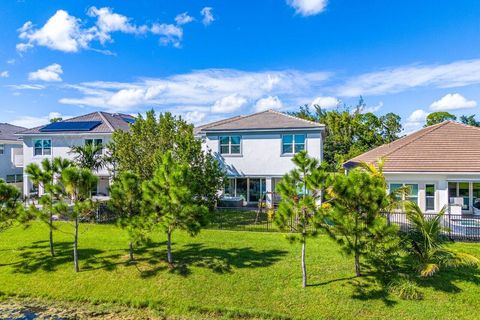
[1, 222, 480, 319]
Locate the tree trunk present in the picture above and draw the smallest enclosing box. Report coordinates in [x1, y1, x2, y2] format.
[74, 217, 79, 273]
[49, 214, 55, 257]
[167, 228, 173, 265]
[355, 253, 361, 277]
[301, 234, 307, 288]
[129, 241, 134, 261]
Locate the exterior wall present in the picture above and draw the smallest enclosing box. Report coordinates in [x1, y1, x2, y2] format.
[0, 140, 23, 188]
[202, 130, 323, 206]
[22, 134, 112, 196]
[384, 172, 480, 214]
[203, 131, 322, 177]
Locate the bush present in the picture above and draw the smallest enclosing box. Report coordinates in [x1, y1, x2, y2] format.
[387, 276, 424, 301]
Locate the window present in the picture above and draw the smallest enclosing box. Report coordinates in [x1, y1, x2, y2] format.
[224, 179, 235, 197]
[425, 184, 435, 211]
[449, 182, 471, 210]
[34, 139, 51, 156]
[282, 134, 305, 154]
[389, 183, 419, 204]
[85, 139, 103, 154]
[6, 174, 23, 183]
[0, 144, 4, 155]
[219, 136, 241, 155]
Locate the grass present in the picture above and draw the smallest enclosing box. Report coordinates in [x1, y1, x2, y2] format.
[1, 222, 480, 319]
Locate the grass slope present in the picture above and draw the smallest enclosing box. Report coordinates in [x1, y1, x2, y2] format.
[0, 222, 480, 319]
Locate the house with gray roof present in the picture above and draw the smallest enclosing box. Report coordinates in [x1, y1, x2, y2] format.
[0, 123, 26, 190]
[18, 112, 134, 197]
[195, 109, 325, 206]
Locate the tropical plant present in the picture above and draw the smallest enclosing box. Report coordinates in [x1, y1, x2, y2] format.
[324, 168, 395, 276]
[61, 166, 98, 272]
[108, 171, 145, 261]
[142, 151, 208, 265]
[70, 143, 105, 171]
[275, 151, 328, 287]
[460, 114, 480, 127]
[404, 203, 479, 277]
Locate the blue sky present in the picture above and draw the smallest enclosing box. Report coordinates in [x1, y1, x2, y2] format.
[1, 0, 480, 133]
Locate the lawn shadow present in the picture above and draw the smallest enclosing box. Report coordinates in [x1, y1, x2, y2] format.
[7, 240, 127, 274]
[307, 276, 357, 287]
[415, 264, 480, 294]
[134, 242, 287, 278]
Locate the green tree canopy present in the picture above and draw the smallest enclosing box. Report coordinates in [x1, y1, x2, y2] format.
[460, 114, 480, 127]
[424, 112, 456, 127]
[0, 179, 23, 232]
[111, 110, 224, 210]
[290, 99, 402, 171]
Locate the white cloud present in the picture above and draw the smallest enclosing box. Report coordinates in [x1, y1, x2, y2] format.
[17, 10, 93, 53]
[429, 93, 477, 111]
[212, 94, 248, 113]
[17, 7, 190, 53]
[8, 84, 46, 90]
[311, 96, 339, 108]
[200, 7, 214, 26]
[337, 59, 480, 97]
[0, 71, 9, 78]
[7, 59, 15, 65]
[151, 23, 183, 48]
[87, 6, 148, 43]
[175, 12, 194, 25]
[28, 63, 63, 82]
[403, 109, 429, 134]
[255, 96, 283, 112]
[287, 0, 328, 16]
[10, 112, 71, 129]
[359, 101, 383, 114]
[59, 69, 331, 115]
[184, 110, 207, 125]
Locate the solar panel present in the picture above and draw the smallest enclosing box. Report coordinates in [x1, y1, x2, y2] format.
[40, 121, 102, 132]
[122, 117, 135, 124]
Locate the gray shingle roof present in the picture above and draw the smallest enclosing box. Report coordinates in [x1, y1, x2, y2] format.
[194, 110, 324, 134]
[18, 112, 134, 135]
[0, 123, 26, 141]
[344, 121, 480, 173]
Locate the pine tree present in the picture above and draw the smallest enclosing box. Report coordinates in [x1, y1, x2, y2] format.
[142, 151, 208, 265]
[61, 166, 98, 272]
[275, 151, 328, 288]
[108, 171, 145, 261]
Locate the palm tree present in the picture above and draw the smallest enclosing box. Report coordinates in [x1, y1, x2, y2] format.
[69, 144, 105, 171]
[405, 202, 479, 277]
[62, 167, 98, 272]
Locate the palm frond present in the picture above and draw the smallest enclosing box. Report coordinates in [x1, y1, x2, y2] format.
[420, 263, 439, 277]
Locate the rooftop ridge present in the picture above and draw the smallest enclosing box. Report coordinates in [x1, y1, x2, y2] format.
[268, 109, 324, 127]
[98, 111, 115, 132]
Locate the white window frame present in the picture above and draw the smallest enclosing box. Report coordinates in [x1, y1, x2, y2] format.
[389, 183, 419, 204]
[219, 136, 242, 156]
[281, 134, 306, 155]
[425, 184, 436, 212]
[33, 139, 52, 156]
[85, 138, 103, 154]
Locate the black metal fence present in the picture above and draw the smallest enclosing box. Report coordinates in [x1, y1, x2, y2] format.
[387, 212, 480, 242]
[208, 208, 480, 242]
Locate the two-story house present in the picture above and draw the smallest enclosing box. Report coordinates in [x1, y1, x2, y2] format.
[0, 123, 26, 190]
[18, 112, 134, 197]
[195, 109, 325, 207]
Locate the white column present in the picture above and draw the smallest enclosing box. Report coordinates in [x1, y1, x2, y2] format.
[266, 177, 273, 208]
[23, 174, 30, 198]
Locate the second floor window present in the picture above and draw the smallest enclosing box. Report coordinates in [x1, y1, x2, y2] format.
[34, 139, 51, 156]
[220, 136, 241, 155]
[282, 134, 305, 154]
[0, 144, 4, 155]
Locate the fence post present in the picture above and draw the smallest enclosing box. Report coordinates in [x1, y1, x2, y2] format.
[448, 205, 452, 241]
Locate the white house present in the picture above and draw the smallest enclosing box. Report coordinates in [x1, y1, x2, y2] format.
[0, 123, 25, 190]
[18, 112, 134, 197]
[344, 121, 480, 215]
[195, 109, 325, 206]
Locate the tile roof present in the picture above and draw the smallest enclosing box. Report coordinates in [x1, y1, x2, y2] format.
[344, 121, 480, 173]
[18, 112, 135, 135]
[0, 123, 26, 141]
[194, 109, 324, 134]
